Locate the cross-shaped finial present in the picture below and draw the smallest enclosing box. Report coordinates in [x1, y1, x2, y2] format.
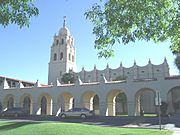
[63, 16, 67, 27]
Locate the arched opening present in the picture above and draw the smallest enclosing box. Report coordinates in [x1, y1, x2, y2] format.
[115, 93, 127, 115]
[106, 90, 127, 116]
[41, 96, 47, 115]
[23, 96, 31, 115]
[20, 94, 32, 115]
[57, 92, 74, 115]
[135, 88, 156, 116]
[53, 53, 57, 61]
[167, 86, 180, 114]
[61, 38, 64, 44]
[37, 93, 52, 115]
[69, 53, 71, 61]
[3, 95, 15, 110]
[56, 40, 59, 45]
[81, 91, 100, 115]
[7, 96, 15, 109]
[60, 52, 63, 60]
[72, 55, 74, 62]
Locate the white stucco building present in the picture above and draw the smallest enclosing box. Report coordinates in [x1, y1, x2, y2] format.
[0, 17, 180, 116]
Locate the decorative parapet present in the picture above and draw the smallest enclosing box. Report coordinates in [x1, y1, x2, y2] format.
[2, 78, 9, 89]
[74, 76, 83, 85]
[17, 81, 24, 88]
[100, 75, 107, 83]
[34, 80, 41, 87]
[56, 78, 61, 86]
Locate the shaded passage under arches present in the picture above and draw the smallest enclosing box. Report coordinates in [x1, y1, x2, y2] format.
[167, 86, 180, 114]
[135, 88, 156, 116]
[81, 91, 100, 115]
[57, 92, 74, 115]
[23, 96, 31, 115]
[106, 90, 127, 116]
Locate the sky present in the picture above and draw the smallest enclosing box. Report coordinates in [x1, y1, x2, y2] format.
[0, 0, 179, 84]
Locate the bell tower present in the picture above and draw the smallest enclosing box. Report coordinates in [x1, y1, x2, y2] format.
[48, 16, 76, 85]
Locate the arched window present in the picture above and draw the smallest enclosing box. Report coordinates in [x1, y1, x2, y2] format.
[23, 96, 31, 115]
[61, 39, 64, 45]
[56, 40, 59, 45]
[69, 53, 71, 61]
[7, 97, 14, 109]
[60, 52, 63, 60]
[72, 55, 74, 62]
[53, 53, 57, 61]
[41, 96, 47, 115]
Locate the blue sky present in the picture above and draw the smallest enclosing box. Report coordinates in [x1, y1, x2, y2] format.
[0, 0, 179, 84]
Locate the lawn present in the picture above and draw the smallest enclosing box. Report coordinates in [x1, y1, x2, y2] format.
[0, 121, 172, 135]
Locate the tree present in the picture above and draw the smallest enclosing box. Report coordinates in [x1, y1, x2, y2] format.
[0, 0, 39, 28]
[61, 72, 75, 84]
[85, 0, 180, 58]
[175, 55, 180, 71]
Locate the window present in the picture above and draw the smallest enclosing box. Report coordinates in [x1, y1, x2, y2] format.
[69, 53, 71, 61]
[72, 55, 74, 62]
[56, 40, 59, 45]
[53, 53, 57, 61]
[12, 82, 15, 87]
[60, 52, 63, 60]
[61, 39, 64, 44]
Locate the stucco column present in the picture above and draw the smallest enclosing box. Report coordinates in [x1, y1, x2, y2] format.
[74, 95, 82, 108]
[31, 97, 40, 115]
[167, 92, 174, 113]
[127, 101, 136, 116]
[52, 102, 59, 116]
[99, 97, 107, 116]
[32, 101, 40, 115]
[15, 94, 21, 107]
[107, 102, 116, 116]
[126, 91, 136, 116]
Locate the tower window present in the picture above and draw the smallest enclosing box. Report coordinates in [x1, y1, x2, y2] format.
[56, 40, 59, 45]
[60, 52, 63, 60]
[69, 53, 71, 61]
[61, 39, 64, 44]
[72, 55, 74, 62]
[53, 53, 57, 61]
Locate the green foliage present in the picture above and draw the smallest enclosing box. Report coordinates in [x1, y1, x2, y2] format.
[175, 55, 180, 71]
[0, 0, 39, 28]
[85, 0, 180, 58]
[61, 72, 74, 84]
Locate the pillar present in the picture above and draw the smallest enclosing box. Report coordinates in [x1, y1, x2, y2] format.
[99, 97, 107, 116]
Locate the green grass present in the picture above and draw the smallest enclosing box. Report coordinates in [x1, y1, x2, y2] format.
[143, 113, 157, 117]
[0, 121, 172, 135]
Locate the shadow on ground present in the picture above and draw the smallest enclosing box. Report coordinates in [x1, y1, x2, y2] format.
[0, 115, 179, 128]
[0, 122, 40, 131]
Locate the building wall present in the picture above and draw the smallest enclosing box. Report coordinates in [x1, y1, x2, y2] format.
[0, 76, 179, 116]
